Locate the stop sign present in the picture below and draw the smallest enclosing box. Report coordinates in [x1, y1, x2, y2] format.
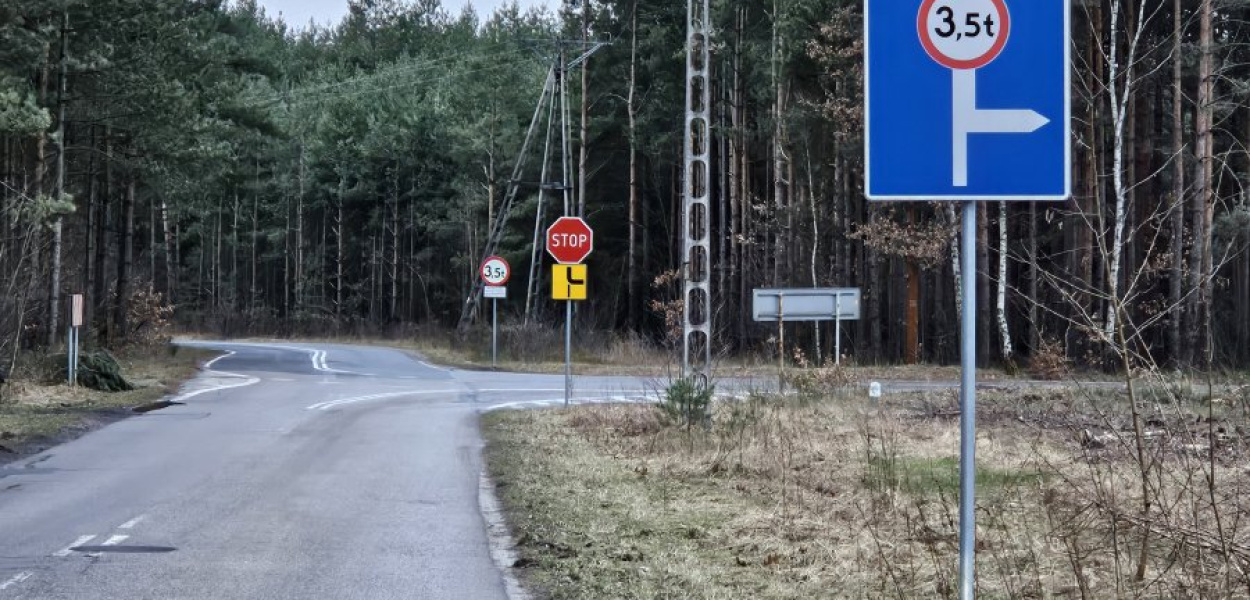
[546, 217, 594, 264]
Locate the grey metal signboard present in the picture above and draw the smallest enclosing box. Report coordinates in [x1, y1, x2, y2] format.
[752, 288, 861, 322]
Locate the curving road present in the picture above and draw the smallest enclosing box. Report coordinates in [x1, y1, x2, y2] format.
[0, 340, 1117, 599]
[0, 341, 673, 600]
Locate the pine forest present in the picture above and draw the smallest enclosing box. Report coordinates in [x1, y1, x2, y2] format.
[2, 0, 1250, 374]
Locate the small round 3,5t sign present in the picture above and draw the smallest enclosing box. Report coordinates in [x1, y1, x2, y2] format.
[918, 0, 1011, 70]
[480, 256, 511, 286]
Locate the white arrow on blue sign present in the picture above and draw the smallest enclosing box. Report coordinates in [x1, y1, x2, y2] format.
[866, 0, 1070, 201]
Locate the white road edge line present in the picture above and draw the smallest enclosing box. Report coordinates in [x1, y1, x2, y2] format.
[0, 572, 31, 591]
[479, 393, 746, 413]
[118, 515, 145, 530]
[203, 350, 234, 370]
[53, 535, 96, 557]
[482, 395, 654, 412]
[307, 390, 454, 411]
[170, 372, 260, 404]
[479, 470, 531, 600]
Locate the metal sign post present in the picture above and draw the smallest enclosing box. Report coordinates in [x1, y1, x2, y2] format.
[546, 219, 593, 407]
[866, 0, 1069, 595]
[777, 296, 784, 393]
[958, 200, 978, 594]
[835, 295, 842, 365]
[565, 301, 572, 406]
[483, 286, 508, 366]
[480, 257, 511, 368]
[67, 294, 84, 386]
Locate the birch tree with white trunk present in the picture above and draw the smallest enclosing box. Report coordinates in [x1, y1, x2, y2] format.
[997, 201, 1013, 360]
[1103, 0, 1162, 344]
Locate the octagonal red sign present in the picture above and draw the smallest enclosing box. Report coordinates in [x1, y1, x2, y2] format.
[546, 217, 593, 265]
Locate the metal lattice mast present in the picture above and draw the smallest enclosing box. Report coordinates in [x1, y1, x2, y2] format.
[682, 0, 712, 381]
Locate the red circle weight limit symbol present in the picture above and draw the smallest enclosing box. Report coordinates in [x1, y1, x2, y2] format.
[546, 217, 594, 265]
[480, 256, 511, 286]
[918, 0, 1011, 70]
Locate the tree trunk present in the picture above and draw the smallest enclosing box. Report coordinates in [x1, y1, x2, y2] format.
[94, 128, 111, 321]
[977, 200, 991, 362]
[32, 40, 50, 341]
[997, 201, 1013, 361]
[85, 127, 98, 332]
[335, 180, 345, 318]
[47, 12, 69, 346]
[578, 0, 591, 217]
[627, 0, 640, 332]
[1105, 0, 1135, 346]
[250, 187, 258, 311]
[390, 172, 400, 322]
[731, 5, 746, 343]
[296, 143, 306, 311]
[1190, 0, 1214, 365]
[771, 2, 787, 287]
[1168, 0, 1185, 365]
[947, 203, 962, 322]
[905, 206, 920, 364]
[114, 178, 135, 338]
[1028, 202, 1039, 353]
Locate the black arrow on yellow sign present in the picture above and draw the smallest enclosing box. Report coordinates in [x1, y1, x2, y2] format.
[552, 264, 588, 301]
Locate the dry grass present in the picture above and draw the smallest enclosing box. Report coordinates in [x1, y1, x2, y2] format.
[484, 383, 1250, 599]
[0, 346, 216, 456]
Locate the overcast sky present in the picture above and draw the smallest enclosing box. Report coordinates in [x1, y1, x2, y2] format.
[254, 0, 555, 29]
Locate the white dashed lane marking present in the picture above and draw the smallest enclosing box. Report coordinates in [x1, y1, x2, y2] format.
[52, 535, 96, 557]
[118, 515, 146, 530]
[0, 572, 32, 591]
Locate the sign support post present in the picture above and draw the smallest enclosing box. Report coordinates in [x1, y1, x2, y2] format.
[958, 200, 977, 598]
[67, 325, 74, 387]
[480, 256, 511, 369]
[777, 296, 785, 393]
[67, 294, 83, 387]
[564, 301, 572, 406]
[834, 296, 842, 366]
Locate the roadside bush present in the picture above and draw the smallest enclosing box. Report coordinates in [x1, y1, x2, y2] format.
[1028, 337, 1068, 380]
[789, 363, 854, 402]
[659, 377, 714, 429]
[76, 350, 135, 392]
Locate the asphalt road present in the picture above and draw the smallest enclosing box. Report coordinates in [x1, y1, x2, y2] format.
[0, 341, 671, 600]
[0, 341, 1121, 599]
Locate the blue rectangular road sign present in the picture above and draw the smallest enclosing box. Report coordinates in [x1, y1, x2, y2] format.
[866, 0, 1070, 200]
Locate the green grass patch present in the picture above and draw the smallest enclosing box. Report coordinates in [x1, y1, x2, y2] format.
[863, 455, 1046, 497]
